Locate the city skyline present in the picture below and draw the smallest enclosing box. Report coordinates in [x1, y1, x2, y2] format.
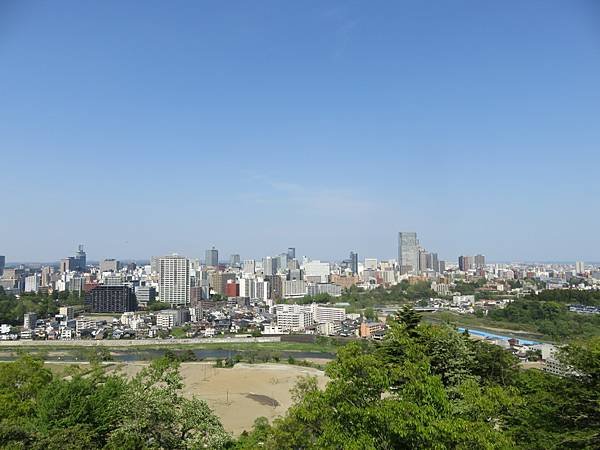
[2, 2, 600, 262]
[1, 243, 597, 266]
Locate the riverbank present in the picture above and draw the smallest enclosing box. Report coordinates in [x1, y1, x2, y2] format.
[0, 337, 341, 353]
[421, 312, 550, 342]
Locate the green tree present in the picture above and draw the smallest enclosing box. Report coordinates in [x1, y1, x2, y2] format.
[107, 358, 231, 449]
[363, 307, 377, 321]
[396, 305, 421, 337]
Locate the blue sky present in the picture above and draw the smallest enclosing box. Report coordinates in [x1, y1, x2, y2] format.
[1, 1, 599, 263]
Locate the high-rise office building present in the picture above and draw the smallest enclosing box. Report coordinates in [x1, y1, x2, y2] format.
[278, 253, 289, 272]
[287, 247, 296, 260]
[74, 244, 86, 271]
[418, 250, 429, 273]
[575, 261, 585, 274]
[398, 232, 419, 274]
[458, 255, 474, 272]
[60, 245, 86, 273]
[438, 260, 446, 273]
[474, 254, 486, 269]
[349, 252, 359, 275]
[205, 247, 219, 267]
[0, 255, 5, 277]
[159, 255, 191, 307]
[230, 254, 241, 267]
[263, 256, 278, 276]
[430, 253, 439, 273]
[60, 258, 73, 273]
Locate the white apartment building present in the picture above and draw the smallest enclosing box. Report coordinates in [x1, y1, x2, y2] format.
[255, 280, 269, 301]
[159, 255, 190, 307]
[156, 309, 182, 329]
[24, 274, 40, 293]
[283, 280, 307, 298]
[380, 270, 396, 284]
[317, 321, 340, 336]
[76, 317, 97, 332]
[303, 261, 330, 283]
[239, 277, 256, 298]
[276, 310, 314, 332]
[274, 303, 345, 331]
[310, 303, 346, 323]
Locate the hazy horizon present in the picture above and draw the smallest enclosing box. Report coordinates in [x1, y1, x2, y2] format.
[2, 1, 599, 262]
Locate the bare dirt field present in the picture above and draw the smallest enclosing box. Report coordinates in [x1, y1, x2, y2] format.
[113, 362, 328, 435]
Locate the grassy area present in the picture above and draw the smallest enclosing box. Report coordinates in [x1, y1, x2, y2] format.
[0, 340, 341, 354]
[121, 341, 341, 353]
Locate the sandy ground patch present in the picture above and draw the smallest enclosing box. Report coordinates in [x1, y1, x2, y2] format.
[113, 362, 328, 435]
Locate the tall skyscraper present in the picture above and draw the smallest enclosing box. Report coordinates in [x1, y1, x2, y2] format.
[575, 261, 585, 274]
[205, 247, 219, 267]
[278, 253, 289, 271]
[0, 255, 5, 277]
[458, 255, 474, 272]
[474, 254, 486, 269]
[263, 256, 278, 276]
[230, 254, 241, 267]
[418, 250, 429, 273]
[430, 253, 439, 273]
[398, 232, 419, 274]
[74, 244, 86, 271]
[159, 255, 191, 307]
[349, 251, 358, 275]
[287, 247, 296, 260]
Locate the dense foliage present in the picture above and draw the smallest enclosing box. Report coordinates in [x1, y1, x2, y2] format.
[0, 357, 230, 449]
[0, 287, 82, 326]
[530, 288, 600, 306]
[236, 315, 600, 449]
[489, 298, 600, 340]
[294, 281, 435, 310]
